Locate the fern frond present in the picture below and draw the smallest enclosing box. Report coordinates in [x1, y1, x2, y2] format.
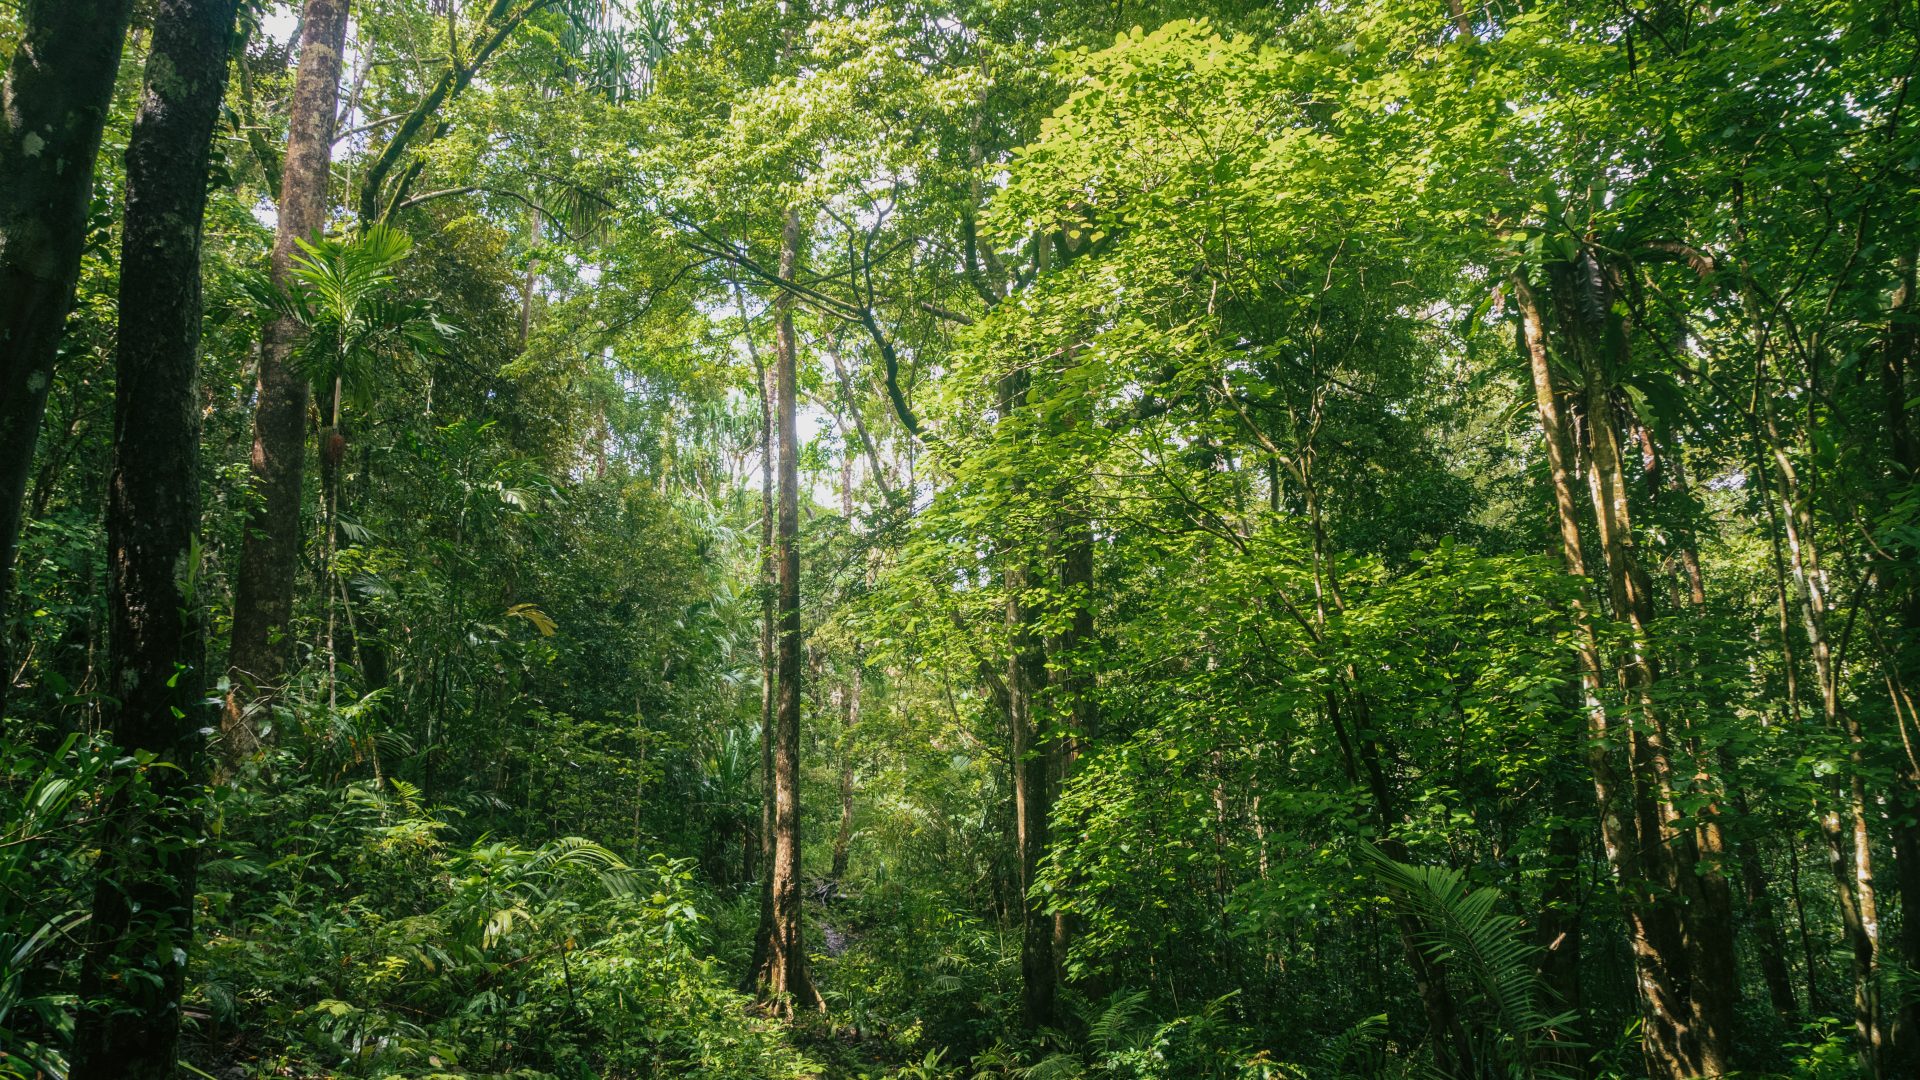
[1087, 988, 1152, 1052]
[1021, 1051, 1086, 1080]
[1362, 846, 1581, 1079]
[1319, 1012, 1387, 1079]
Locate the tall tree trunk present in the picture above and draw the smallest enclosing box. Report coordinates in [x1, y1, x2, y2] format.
[1734, 781, 1803, 1025]
[225, 0, 351, 758]
[67, 0, 237, 1070]
[0, 0, 135, 713]
[1866, 244, 1920, 1068]
[832, 448, 861, 885]
[1882, 246, 1920, 1068]
[731, 279, 777, 986]
[755, 208, 820, 1013]
[1735, 232, 1888, 1070]
[1562, 253, 1738, 1076]
[1767, 429, 1886, 1074]
[1049, 518, 1096, 989]
[1008, 556, 1053, 1030]
[996, 362, 1055, 1031]
[1637, 416, 1802, 1032]
[1515, 275, 1706, 1079]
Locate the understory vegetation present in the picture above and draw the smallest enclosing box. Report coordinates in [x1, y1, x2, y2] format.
[4, 0, 1920, 1077]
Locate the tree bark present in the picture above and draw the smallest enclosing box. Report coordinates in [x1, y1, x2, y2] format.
[831, 447, 861, 884]
[225, 0, 351, 760]
[743, 282, 779, 989]
[1563, 253, 1738, 1076]
[755, 208, 820, 1013]
[1638, 416, 1803, 1034]
[1881, 247, 1920, 1068]
[1049, 519, 1096, 989]
[0, 0, 135, 712]
[995, 361, 1056, 1031]
[1008, 556, 1053, 1030]
[67, 0, 237, 1070]
[1515, 274, 1711, 1080]
[1767, 424, 1886, 1074]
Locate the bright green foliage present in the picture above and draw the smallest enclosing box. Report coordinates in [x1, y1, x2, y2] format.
[196, 773, 817, 1077]
[249, 226, 454, 414]
[6, 0, 1920, 1077]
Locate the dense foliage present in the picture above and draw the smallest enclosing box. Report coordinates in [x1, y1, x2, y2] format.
[4, 0, 1920, 1077]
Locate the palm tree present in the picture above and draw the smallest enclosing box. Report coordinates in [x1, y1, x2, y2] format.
[248, 224, 451, 699]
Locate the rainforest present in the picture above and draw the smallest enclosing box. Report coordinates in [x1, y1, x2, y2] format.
[3, 0, 1919, 1077]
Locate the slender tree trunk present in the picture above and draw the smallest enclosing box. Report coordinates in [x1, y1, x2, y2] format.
[1636, 419, 1777, 1050]
[832, 752, 854, 882]
[67, 0, 237, 1070]
[1008, 556, 1053, 1030]
[1638, 422, 1798, 1028]
[226, 0, 351, 757]
[1049, 519, 1095, 989]
[1735, 234, 1887, 1068]
[755, 208, 820, 1013]
[1536, 750, 1588, 1028]
[739, 279, 778, 989]
[1769, 434, 1886, 1074]
[1516, 276, 1705, 1079]
[832, 449, 861, 885]
[1565, 254, 1738, 1075]
[1876, 247, 1920, 1067]
[1735, 788, 1803, 1025]
[0, 0, 135, 713]
[996, 362, 1056, 1031]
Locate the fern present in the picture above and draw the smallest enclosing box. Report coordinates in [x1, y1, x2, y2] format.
[1087, 989, 1153, 1055]
[1362, 847, 1580, 1080]
[1023, 1051, 1088, 1080]
[1319, 1013, 1388, 1079]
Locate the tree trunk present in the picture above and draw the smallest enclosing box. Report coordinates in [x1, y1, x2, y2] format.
[755, 208, 820, 1013]
[225, 0, 351, 759]
[734, 280, 778, 988]
[995, 362, 1056, 1031]
[1008, 557, 1053, 1030]
[1768, 431, 1886, 1074]
[1515, 275, 1709, 1079]
[67, 0, 237, 1070]
[832, 450, 862, 884]
[1562, 253, 1738, 1076]
[1877, 247, 1920, 1068]
[0, 0, 135, 712]
[1049, 519, 1096, 989]
[832, 754, 854, 882]
[1735, 790, 1803, 1026]
[1637, 417, 1801, 1033]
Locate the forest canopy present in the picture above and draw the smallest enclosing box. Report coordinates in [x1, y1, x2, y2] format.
[3, 0, 1919, 1078]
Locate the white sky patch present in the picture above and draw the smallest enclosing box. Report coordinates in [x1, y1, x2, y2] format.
[262, 5, 298, 47]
